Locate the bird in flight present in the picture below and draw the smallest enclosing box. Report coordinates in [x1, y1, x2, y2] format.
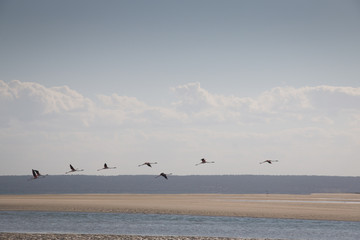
[29, 169, 47, 180]
[260, 160, 279, 164]
[155, 172, 172, 180]
[138, 162, 158, 168]
[196, 158, 215, 166]
[97, 163, 116, 171]
[66, 164, 84, 174]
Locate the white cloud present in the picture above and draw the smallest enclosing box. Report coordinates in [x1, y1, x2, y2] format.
[0, 80, 13, 101]
[171, 82, 360, 126]
[254, 86, 312, 113]
[8, 80, 93, 113]
[305, 85, 360, 112]
[0, 80, 94, 125]
[171, 82, 219, 111]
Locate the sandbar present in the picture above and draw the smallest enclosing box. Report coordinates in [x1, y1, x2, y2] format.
[1, 193, 359, 221]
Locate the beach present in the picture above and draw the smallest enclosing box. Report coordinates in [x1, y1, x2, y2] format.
[1, 193, 359, 221]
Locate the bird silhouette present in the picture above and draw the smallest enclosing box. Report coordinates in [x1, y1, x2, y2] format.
[260, 160, 279, 164]
[196, 158, 215, 166]
[97, 163, 116, 171]
[138, 162, 158, 167]
[28, 169, 47, 180]
[155, 172, 172, 180]
[66, 164, 84, 174]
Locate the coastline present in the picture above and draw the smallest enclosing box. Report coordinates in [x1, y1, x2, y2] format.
[1, 193, 360, 221]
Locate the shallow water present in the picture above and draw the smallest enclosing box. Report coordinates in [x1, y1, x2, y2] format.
[1, 211, 360, 240]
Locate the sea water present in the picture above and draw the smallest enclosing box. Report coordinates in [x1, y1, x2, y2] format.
[1, 211, 359, 240]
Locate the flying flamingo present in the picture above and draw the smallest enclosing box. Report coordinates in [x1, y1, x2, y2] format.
[196, 158, 215, 166]
[29, 169, 47, 180]
[138, 162, 158, 168]
[155, 172, 172, 180]
[66, 164, 84, 174]
[260, 160, 279, 164]
[97, 163, 116, 171]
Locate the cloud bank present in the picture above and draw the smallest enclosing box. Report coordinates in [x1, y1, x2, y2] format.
[1, 80, 359, 128]
[1, 80, 359, 176]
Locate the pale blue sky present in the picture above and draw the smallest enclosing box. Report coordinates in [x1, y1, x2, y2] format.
[1, 0, 359, 99]
[0, 0, 360, 176]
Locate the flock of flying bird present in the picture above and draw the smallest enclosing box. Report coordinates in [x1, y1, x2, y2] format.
[29, 158, 279, 181]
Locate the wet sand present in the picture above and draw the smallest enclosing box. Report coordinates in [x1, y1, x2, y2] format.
[0, 193, 360, 221]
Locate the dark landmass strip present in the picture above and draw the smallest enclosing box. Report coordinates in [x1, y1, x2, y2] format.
[0, 232, 275, 240]
[0, 175, 359, 195]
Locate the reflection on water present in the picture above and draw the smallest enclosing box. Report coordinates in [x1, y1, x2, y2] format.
[1, 211, 360, 240]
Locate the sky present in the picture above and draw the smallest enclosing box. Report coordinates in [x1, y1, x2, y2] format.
[0, 0, 360, 176]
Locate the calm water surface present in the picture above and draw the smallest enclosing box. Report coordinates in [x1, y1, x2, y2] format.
[1, 211, 360, 240]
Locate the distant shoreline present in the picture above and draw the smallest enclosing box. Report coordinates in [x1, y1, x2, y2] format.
[2, 175, 360, 196]
[1, 193, 359, 222]
[0, 232, 257, 240]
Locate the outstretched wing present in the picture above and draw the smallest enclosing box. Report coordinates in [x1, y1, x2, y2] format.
[70, 164, 75, 171]
[32, 169, 37, 178]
